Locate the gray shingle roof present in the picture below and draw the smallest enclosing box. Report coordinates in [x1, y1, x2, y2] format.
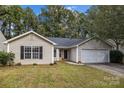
[47, 37, 86, 47]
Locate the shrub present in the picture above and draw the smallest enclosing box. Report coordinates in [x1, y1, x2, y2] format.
[8, 52, 15, 66]
[110, 50, 123, 63]
[15, 63, 21, 66]
[33, 63, 38, 66]
[49, 63, 54, 65]
[0, 51, 15, 66]
[0, 52, 9, 66]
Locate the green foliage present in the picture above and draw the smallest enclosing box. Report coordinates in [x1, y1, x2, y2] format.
[8, 52, 15, 66]
[38, 5, 87, 38]
[110, 50, 123, 63]
[0, 5, 38, 39]
[0, 51, 15, 66]
[0, 5, 88, 39]
[86, 6, 124, 49]
[0, 52, 9, 66]
[23, 7, 38, 32]
[1, 5, 124, 42]
[33, 63, 38, 66]
[0, 62, 123, 87]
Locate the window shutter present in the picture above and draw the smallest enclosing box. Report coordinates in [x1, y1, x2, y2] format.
[39, 47, 43, 59]
[20, 46, 24, 59]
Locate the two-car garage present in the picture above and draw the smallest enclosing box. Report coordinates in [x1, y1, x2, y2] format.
[81, 49, 109, 63]
[78, 39, 112, 63]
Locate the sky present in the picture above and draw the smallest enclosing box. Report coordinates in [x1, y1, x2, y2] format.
[21, 5, 91, 15]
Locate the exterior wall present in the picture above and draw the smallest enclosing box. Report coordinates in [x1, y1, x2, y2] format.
[78, 39, 112, 62]
[69, 47, 76, 62]
[0, 31, 6, 51]
[9, 33, 54, 64]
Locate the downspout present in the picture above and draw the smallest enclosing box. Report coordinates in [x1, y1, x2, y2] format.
[51, 45, 54, 64]
[76, 45, 79, 63]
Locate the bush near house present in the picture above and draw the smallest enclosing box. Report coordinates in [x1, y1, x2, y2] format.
[8, 52, 15, 66]
[15, 63, 22, 66]
[0, 52, 15, 66]
[33, 63, 38, 66]
[110, 50, 123, 63]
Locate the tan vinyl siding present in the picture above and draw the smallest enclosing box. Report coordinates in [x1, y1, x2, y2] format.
[9, 33, 53, 64]
[70, 47, 76, 62]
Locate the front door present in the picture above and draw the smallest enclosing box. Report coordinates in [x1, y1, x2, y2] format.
[64, 50, 68, 59]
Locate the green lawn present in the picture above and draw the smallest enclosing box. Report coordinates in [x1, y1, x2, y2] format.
[0, 61, 124, 88]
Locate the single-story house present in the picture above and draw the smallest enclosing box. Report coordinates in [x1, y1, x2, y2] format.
[3, 31, 113, 64]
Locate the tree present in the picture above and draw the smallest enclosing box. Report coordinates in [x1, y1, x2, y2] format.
[38, 5, 66, 37]
[38, 5, 87, 38]
[0, 6, 10, 16]
[23, 7, 38, 32]
[0, 5, 87, 39]
[10, 5, 24, 36]
[0, 6, 24, 38]
[0, 6, 38, 39]
[86, 6, 124, 50]
[0, 5, 12, 38]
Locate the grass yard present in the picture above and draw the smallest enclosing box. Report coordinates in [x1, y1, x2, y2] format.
[0, 61, 124, 88]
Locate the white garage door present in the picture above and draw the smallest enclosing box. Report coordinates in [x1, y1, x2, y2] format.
[81, 49, 109, 63]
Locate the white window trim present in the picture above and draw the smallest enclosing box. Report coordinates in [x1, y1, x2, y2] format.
[24, 46, 41, 59]
[24, 46, 31, 59]
[32, 46, 40, 59]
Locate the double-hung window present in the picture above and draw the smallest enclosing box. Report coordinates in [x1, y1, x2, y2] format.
[32, 46, 40, 59]
[24, 46, 31, 59]
[20, 46, 42, 59]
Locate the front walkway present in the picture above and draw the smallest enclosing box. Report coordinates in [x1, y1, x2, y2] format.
[87, 63, 124, 78]
[66, 61, 84, 65]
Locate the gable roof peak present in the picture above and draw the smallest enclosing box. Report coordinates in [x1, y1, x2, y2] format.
[4, 31, 56, 45]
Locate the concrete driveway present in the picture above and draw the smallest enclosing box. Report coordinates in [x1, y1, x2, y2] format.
[87, 63, 124, 78]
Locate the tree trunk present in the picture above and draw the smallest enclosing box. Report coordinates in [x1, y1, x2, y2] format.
[115, 41, 120, 50]
[116, 44, 119, 50]
[8, 21, 11, 39]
